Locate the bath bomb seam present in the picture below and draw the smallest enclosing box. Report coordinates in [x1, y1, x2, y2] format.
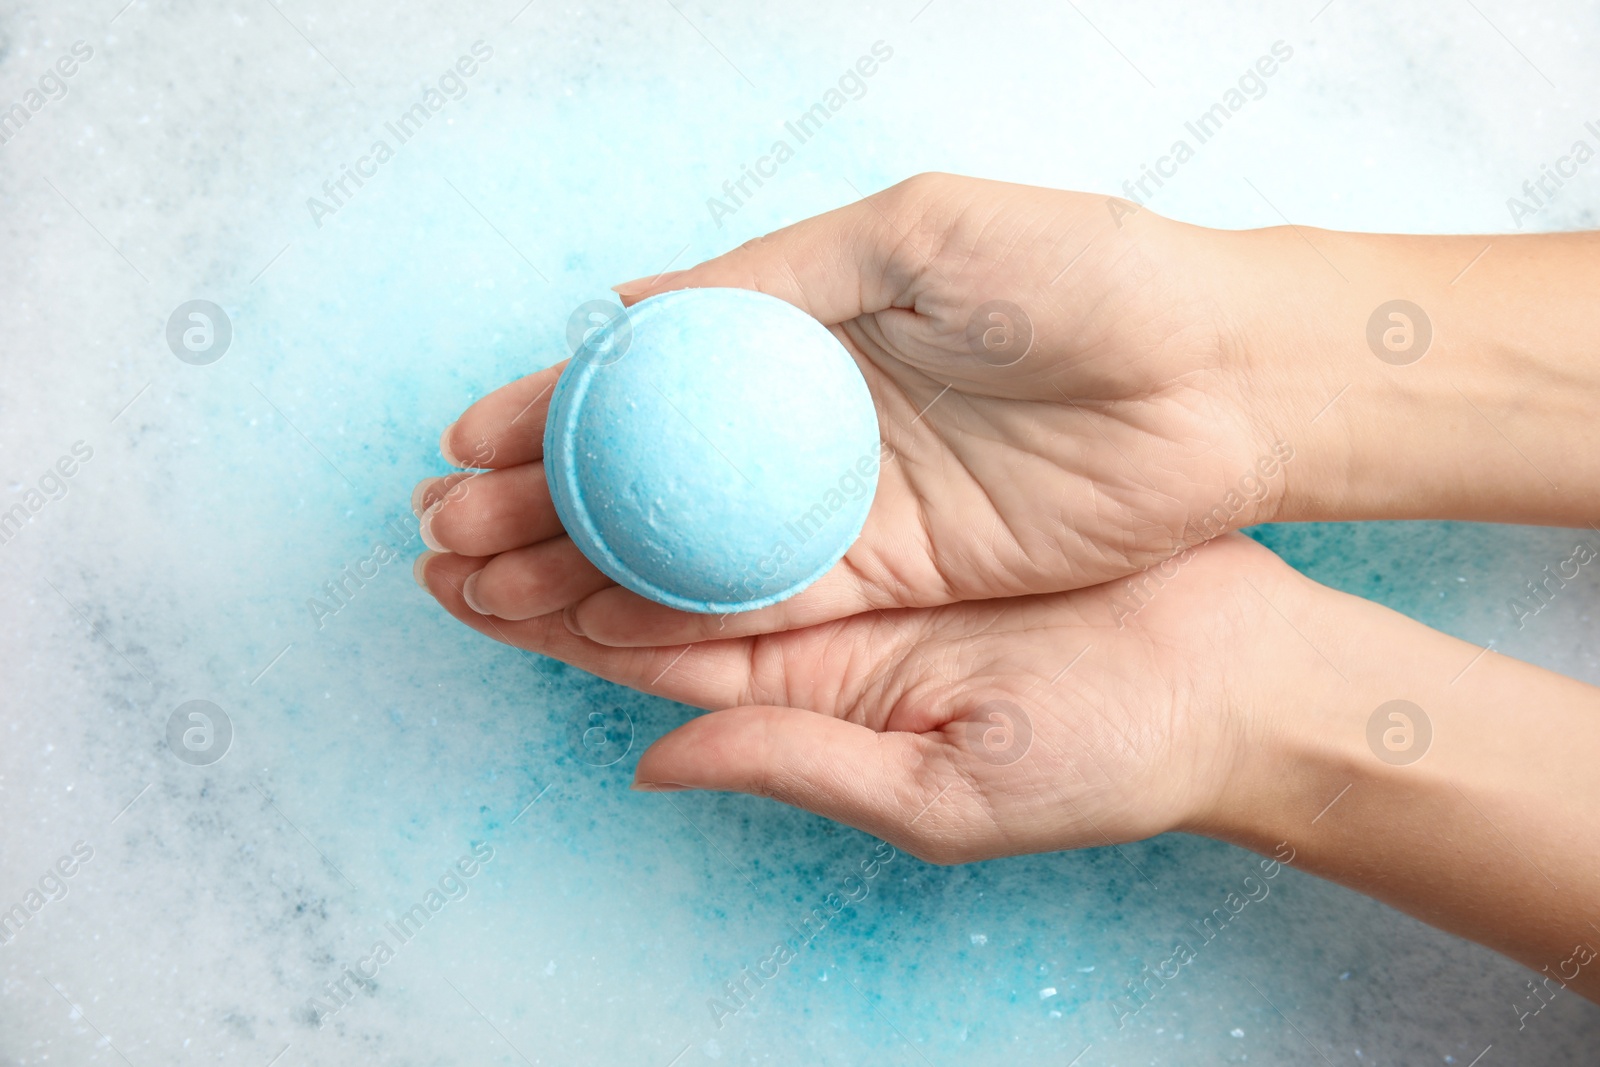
[545, 287, 878, 614]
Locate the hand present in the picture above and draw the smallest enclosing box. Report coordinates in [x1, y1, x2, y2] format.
[413, 173, 1292, 648]
[414, 533, 1305, 861]
[418, 513, 1600, 1001]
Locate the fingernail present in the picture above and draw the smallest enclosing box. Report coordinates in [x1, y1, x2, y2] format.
[439, 422, 463, 467]
[631, 781, 691, 792]
[462, 570, 489, 615]
[413, 550, 438, 588]
[419, 502, 446, 552]
[410, 477, 439, 517]
[562, 605, 585, 637]
[612, 270, 687, 297]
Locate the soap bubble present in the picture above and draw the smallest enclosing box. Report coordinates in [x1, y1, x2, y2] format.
[567, 300, 633, 367]
[1366, 699, 1430, 765]
[960, 699, 1032, 765]
[1365, 300, 1431, 366]
[965, 300, 1033, 367]
[165, 300, 232, 366]
[165, 700, 233, 766]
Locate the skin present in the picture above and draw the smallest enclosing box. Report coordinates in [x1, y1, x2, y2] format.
[413, 173, 1600, 1004]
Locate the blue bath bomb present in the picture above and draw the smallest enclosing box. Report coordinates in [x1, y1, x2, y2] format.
[544, 287, 881, 614]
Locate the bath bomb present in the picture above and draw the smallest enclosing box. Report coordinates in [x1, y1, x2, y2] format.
[544, 287, 881, 614]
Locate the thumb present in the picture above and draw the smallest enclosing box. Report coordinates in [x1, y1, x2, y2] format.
[633, 705, 958, 851]
[611, 182, 916, 325]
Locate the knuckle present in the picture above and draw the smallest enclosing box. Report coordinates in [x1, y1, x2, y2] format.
[887, 171, 958, 211]
[895, 170, 950, 195]
[735, 233, 773, 258]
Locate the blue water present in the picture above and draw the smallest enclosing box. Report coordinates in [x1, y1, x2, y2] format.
[4, 1, 1598, 1063]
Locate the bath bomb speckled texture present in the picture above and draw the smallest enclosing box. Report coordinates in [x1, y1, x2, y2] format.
[545, 287, 881, 613]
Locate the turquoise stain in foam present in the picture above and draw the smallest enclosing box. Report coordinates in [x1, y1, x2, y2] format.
[190, 42, 1600, 1065]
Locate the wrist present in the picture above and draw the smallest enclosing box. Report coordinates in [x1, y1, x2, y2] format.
[1176, 563, 1374, 846]
[1210, 226, 1600, 527]
[1190, 571, 1600, 1000]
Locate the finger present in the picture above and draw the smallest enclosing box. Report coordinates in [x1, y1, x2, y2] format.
[463, 536, 615, 621]
[566, 470, 941, 647]
[611, 181, 924, 324]
[415, 550, 753, 709]
[418, 463, 563, 556]
[565, 567, 881, 647]
[411, 472, 474, 516]
[440, 361, 566, 470]
[632, 705, 967, 854]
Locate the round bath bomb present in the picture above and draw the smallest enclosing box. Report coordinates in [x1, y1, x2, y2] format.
[544, 287, 881, 614]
